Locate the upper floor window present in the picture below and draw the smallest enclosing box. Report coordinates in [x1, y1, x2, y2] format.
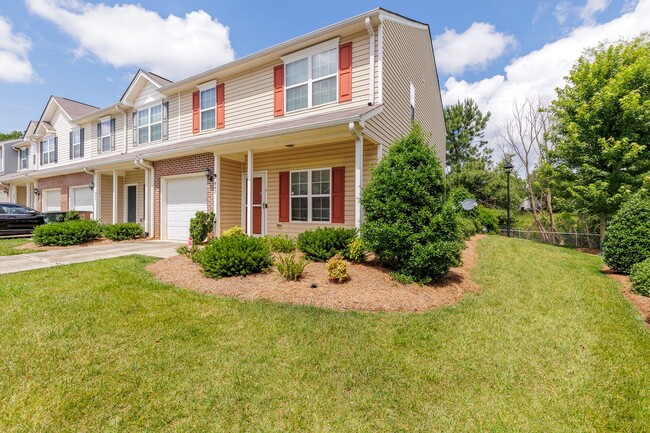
[137, 105, 162, 143]
[284, 40, 339, 113]
[19, 148, 29, 170]
[41, 137, 56, 165]
[290, 168, 331, 222]
[200, 88, 216, 130]
[97, 118, 115, 153]
[71, 129, 82, 158]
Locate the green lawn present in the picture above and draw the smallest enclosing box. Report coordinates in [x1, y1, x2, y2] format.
[0, 236, 649, 432]
[0, 238, 43, 256]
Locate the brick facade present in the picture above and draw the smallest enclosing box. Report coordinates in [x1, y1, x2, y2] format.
[38, 172, 93, 212]
[153, 153, 214, 239]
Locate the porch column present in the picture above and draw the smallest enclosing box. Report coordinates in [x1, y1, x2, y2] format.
[112, 170, 118, 224]
[246, 149, 253, 236]
[9, 185, 16, 203]
[26, 184, 32, 208]
[355, 130, 363, 229]
[214, 154, 221, 236]
[93, 172, 100, 221]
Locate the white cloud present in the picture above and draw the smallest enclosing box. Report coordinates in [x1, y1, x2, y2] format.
[0, 16, 36, 83]
[432, 22, 516, 75]
[25, 0, 235, 81]
[441, 0, 650, 149]
[580, 0, 612, 23]
[554, 2, 572, 25]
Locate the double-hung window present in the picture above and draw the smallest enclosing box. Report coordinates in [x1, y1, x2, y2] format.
[290, 168, 331, 222]
[138, 105, 162, 144]
[200, 87, 216, 131]
[100, 119, 111, 152]
[19, 148, 28, 169]
[284, 40, 338, 112]
[42, 137, 56, 165]
[71, 129, 81, 158]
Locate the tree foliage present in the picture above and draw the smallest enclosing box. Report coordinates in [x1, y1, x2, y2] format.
[361, 123, 464, 282]
[445, 98, 492, 168]
[0, 130, 22, 141]
[550, 35, 650, 232]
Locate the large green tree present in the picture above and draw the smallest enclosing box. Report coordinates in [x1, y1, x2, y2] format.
[0, 130, 22, 141]
[444, 98, 492, 168]
[550, 35, 650, 237]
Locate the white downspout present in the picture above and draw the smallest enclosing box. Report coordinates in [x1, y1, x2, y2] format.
[349, 122, 363, 230]
[377, 17, 384, 105]
[134, 157, 154, 237]
[364, 17, 375, 106]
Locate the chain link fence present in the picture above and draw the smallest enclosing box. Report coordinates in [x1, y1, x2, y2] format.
[498, 229, 601, 249]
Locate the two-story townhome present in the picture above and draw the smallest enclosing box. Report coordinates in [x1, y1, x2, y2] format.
[0, 8, 445, 241]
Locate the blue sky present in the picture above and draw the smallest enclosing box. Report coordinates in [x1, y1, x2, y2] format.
[0, 0, 647, 138]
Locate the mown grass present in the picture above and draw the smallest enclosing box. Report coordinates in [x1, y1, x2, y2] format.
[0, 238, 42, 256]
[0, 236, 648, 432]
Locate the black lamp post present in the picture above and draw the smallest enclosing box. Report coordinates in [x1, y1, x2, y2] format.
[504, 161, 514, 237]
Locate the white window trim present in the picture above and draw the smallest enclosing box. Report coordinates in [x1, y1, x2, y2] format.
[124, 183, 139, 223]
[41, 136, 56, 166]
[137, 103, 163, 145]
[197, 83, 217, 132]
[289, 167, 332, 223]
[19, 147, 29, 170]
[99, 117, 112, 152]
[282, 38, 340, 113]
[71, 128, 82, 159]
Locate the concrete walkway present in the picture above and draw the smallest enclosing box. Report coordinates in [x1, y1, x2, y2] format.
[0, 241, 181, 275]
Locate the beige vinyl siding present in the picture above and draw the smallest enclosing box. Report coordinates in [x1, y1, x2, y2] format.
[100, 174, 112, 222]
[16, 186, 27, 206]
[116, 175, 125, 223]
[221, 140, 377, 237]
[219, 157, 242, 233]
[176, 30, 374, 143]
[50, 109, 71, 165]
[365, 19, 446, 164]
[134, 82, 163, 107]
[125, 170, 145, 224]
[90, 114, 126, 158]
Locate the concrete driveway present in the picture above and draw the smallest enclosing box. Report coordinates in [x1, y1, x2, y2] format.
[0, 241, 181, 275]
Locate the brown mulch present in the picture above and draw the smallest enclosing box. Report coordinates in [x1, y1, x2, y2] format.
[146, 235, 485, 312]
[16, 237, 146, 251]
[603, 267, 650, 326]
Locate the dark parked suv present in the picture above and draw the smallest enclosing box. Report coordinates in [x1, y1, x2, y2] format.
[0, 203, 46, 236]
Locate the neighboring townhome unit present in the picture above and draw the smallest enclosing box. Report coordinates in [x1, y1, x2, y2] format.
[0, 138, 22, 203]
[0, 8, 445, 241]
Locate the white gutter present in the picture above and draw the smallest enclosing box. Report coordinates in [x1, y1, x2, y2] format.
[134, 157, 154, 237]
[364, 17, 375, 106]
[377, 17, 384, 104]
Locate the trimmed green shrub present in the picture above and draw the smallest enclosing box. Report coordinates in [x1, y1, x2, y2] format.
[475, 206, 499, 234]
[458, 216, 479, 239]
[361, 123, 465, 282]
[199, 234, 273, 279]
[630, 258, 650, 297]
[64, 210, 80, 221]
[275, 253, 309, 281]
[222, 226, 245, 238]
[344, 237, 366, 263]
[177, 245, 203, 263]
[602, 193, 650, 273]
[326, 254, 349, 283]
[189, 211, 215, 243]
[102, 223, 144, 241]
[264, 234, 296, 253]
[297, 227, 357, 261]
[33, 219, 101, 246]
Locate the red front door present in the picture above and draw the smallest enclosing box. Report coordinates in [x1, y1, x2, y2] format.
[245, 176, 264, 235]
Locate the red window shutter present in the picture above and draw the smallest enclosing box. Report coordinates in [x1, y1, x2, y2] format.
[273, 65, 284, 117]
[192, 91, 200, 133]
[331, 167, 345, 223]
[279, 171, 290, 222]
[338, 42, 352, 102]
[216, 84, 225, 129]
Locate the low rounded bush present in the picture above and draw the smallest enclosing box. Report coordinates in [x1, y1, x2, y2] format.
[222, 226, 245, 238]
[630, 258, 650, 297]
[102, 223, 144, 241]
[199, 234, 273, 278]
[264, 234, 296, 253]
[475, 206, 499, 234]
[33, 219, 101, 246]
[602, 193, 650, 274]
[189, 211, 215, 243]
[401, 240, 464, 284]
[275, 252, 309, 281]
[297, 227, 357, 261]
[64, 210, 80, 221]
[326, 254, 349, 283]
[344, 237, 366, 263]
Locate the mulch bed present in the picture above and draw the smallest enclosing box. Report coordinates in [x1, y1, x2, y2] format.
[147, 235, 485, 312]
[603, 267, 650, 326]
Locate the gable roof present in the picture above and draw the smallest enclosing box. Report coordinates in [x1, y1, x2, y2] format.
[51, 96, 98, 119]
[142, 70, 172, 86]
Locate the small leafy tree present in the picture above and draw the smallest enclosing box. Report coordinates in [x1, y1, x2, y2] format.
[361, 123, 464, 282]
[189, 211, 215, 243]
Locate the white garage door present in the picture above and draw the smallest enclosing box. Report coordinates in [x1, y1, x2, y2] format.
[166, 176, 207, 240]
[69, 186, 93, 212]
[43, 189, 61, 211]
